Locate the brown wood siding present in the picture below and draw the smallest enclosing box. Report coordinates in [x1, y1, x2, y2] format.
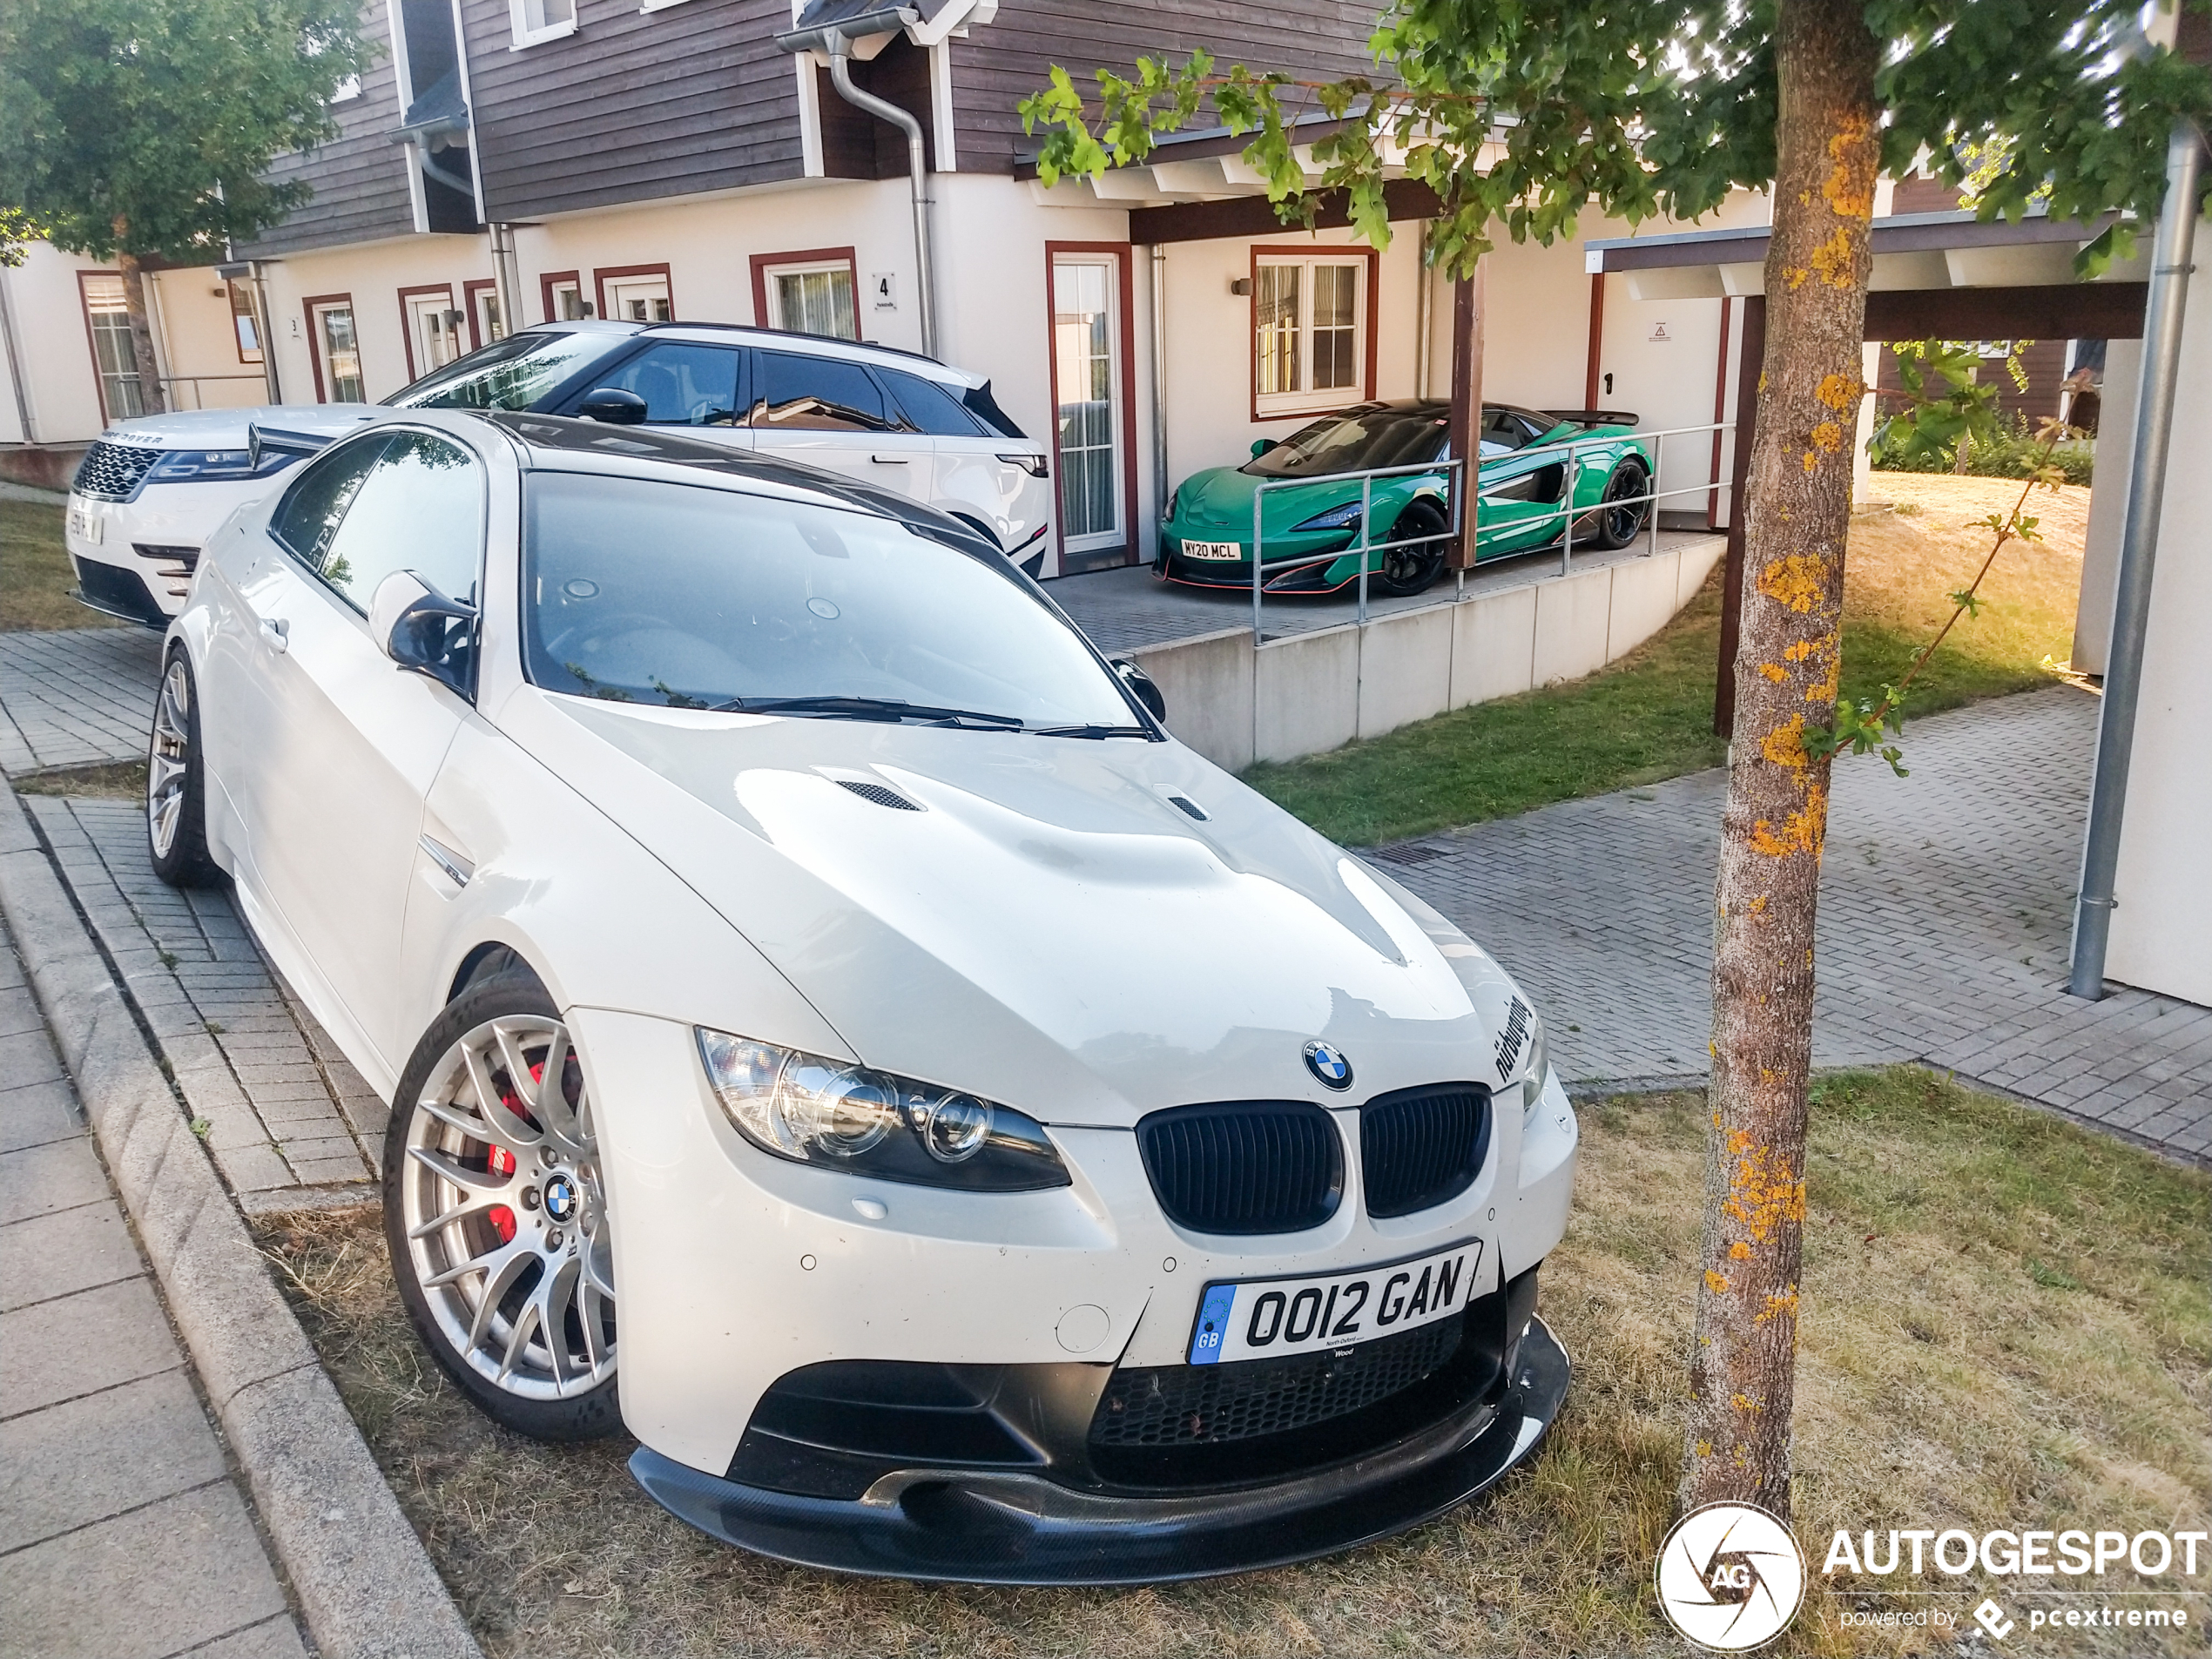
[238, 10, 415, 257]
[814, 36, 937, 180]
[947, 0, 1379, 174]
[1872, 338, 2069, 428]
[461, 0, 807, 220]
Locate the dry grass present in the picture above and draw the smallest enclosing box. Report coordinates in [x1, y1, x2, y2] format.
[13, 760, 147, 799]
[255, 1067, 2209, 1658]
[1, 496, 118, 631]
[1848, 473, 2091, 678]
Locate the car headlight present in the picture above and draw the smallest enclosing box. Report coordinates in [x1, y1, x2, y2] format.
[1163, 485, 1180, 520]
[695, 1028, 1071, 1191]
[1520, 1012, 1550, 1116]
[1291, 500, 1364, 533]
[145, 448, 302, 483]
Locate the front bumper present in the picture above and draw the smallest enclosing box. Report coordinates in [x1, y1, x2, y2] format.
[631, 1310, 1568, 1584]
[1154, 530, 1360, 594]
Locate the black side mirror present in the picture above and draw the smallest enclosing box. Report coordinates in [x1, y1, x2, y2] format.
[369, 571, 476, 696]
[577, 387, 649, 425]
[1111, 656, 1166, 723]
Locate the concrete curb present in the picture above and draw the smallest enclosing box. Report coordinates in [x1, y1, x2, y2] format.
[0, 782, 481, 1659]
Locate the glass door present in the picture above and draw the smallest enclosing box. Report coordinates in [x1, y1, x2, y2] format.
[404, 289, 462, 381]
[1050, 254, 1124, 562]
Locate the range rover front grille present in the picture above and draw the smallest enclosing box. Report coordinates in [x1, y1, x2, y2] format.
[72, 439, 161, 502]
[1135, 1102, 1342, 1235]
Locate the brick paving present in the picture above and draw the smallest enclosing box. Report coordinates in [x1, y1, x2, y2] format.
[1051, 530, 1722, 654]
[20, 798, 379, 1207]
[0, 627, 164, 777]
[1378, 685, 2212, 1162]
[0, 911, 308, 1659]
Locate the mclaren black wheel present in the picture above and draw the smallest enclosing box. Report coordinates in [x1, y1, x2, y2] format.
[1375, 499, 1450, 597]
[1590, 461, 1650, 550]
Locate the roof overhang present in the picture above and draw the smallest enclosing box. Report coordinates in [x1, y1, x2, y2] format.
[776, 0, 995, 61]
[1585, 208, 2148, 299]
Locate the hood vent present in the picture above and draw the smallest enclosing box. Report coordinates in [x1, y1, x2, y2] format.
[1167, 793, 1209, 821]
[836, 779, 921, 812]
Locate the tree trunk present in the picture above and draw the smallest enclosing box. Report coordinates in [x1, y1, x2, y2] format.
[111, 222, 166, 415]
[1680, 0, 1878, 1520]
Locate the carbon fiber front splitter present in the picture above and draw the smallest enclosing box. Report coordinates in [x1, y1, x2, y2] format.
[627, 1316, 1569, 1585]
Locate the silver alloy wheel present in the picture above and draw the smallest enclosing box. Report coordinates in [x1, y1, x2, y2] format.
[399, 1015, 616, 1399]
[148, 658, 192, 860]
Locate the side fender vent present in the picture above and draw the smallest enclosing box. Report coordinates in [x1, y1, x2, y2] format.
[836, 779, 922, 812]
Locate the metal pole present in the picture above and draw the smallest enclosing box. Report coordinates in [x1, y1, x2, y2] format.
[1646, 431, 1662, 557]
[1357, 474, 1372, 624]
[828, 46, 936, 358]
[0, 266, 39, 442]
[1150, 246, 1168, 523]
[1561, 452, 1576, 576]
[1413, 226, 1433, 400]
[1251, 484, 1264, 644]
[2068, 119, 2204, 1000]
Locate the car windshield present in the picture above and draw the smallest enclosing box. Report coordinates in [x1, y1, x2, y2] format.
[521, 472, 1137, 729]
[388, 331, 623, 411]
[1242, 407, 1448, 478]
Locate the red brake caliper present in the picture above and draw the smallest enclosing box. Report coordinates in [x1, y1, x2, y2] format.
[483, 1058, 545, 1245]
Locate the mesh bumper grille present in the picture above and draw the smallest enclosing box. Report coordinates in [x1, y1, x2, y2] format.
[1089, 1313, 1465, 1449]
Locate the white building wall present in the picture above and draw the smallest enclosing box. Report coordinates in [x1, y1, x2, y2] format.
[0, 244, 125, 444]
[2104, 214, 2212, 1008]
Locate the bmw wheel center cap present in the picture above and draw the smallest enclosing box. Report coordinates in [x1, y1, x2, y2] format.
[543, 1173, 577, 1224]
[1303, 1040, 1353, 1090]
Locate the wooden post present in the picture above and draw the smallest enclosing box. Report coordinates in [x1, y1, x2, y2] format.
[1446, 264, 1484, 569]
[1712, 293, 1765, 738]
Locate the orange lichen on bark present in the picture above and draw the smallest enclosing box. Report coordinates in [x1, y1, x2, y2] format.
[1757, 1287, 1800, 1325]
[1706, 1270, 1732, 1295]
[1816, 372, 1859, 411]
[1758, 554, 1829, 613]
[1810, 226, 1856, 287]
[1723, 1135, 1808, 1243]
[1761, 716, 1810, 772]
[1748, 782, 1828, 858]
[1822, 117, 1876, 219]
[1784, 638, 1817, 661]
[1748, 894, 1767, 914]
[1729, 1240, 1752, 1260]
[1759, 662, 1787, 683]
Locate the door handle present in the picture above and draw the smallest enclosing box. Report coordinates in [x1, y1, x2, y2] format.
[868, 455, 911, 465]
[260, 617, 289, 653]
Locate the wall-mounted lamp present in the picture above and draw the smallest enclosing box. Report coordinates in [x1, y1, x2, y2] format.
[1229, 276, 1251, 296]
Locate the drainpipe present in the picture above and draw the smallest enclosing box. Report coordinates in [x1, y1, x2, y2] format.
[0, 265, 37, 442]
[1413, 221, 1433, 399]
[825, 38, 938, 358]
[1150, 246, 1168, 522]
[250, 264, 282, 402]
[2067, 119, 2204, 1000]
[488, 222, 523, 338]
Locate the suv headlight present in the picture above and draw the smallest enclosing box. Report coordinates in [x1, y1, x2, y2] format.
[695, 1028, 1070, 1192]
[1520, 1012, 1550, 1116]
[145, 448, 301, 483]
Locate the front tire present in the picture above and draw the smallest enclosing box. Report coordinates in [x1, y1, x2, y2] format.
[1375, 500, 1449, 597]
[383, 972, 621, 1440]
[147, 650, 221, 887]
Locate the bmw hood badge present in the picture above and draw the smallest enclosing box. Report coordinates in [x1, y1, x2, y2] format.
[1303, 1040, 1353, 1090]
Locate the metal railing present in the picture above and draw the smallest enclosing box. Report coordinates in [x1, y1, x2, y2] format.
[155, 373, 267, 411]
[1250, 457, 1468, 642]
[1242, 420, 1738, 644]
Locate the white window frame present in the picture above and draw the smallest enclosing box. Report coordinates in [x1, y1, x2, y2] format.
[508, 0, 577, 49]
[760, 258, 860, 341]
[601, 272, 673, 324]
[404, 287, 464, 379]
[546, 277, 587, 321]
[1251, 252, 1369, 420]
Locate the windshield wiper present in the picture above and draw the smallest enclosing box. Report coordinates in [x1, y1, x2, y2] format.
[1029, 723, 1156, 739]
[715, 694, 1025, 729]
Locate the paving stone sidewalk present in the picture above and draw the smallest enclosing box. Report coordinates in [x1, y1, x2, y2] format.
[20, 798, 381, 1208]
[1380, 685, 2212, 1161]
[0, 911, 309, 1659]
[0, 627, 164, 777]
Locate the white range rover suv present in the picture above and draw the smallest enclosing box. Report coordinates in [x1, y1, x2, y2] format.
[64, 321, 1053, 624]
